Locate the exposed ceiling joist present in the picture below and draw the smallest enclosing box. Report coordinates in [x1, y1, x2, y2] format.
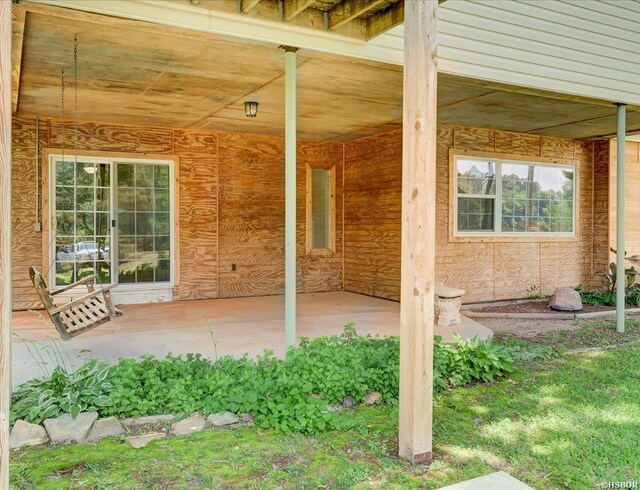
[240, 0, 262, 13]
[328, 0, 386, 30]
[11, 3, 26, 114]
[283, 0, 316, 21]
[365, 1, 403, 40]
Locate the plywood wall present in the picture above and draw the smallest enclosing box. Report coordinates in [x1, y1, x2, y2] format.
[344, 124, 603, 303]
[609, 140, 640, 266]
[11, 116, 343, 310]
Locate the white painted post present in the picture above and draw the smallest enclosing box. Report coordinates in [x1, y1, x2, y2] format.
[0, 2, 11, 486]
[284, 46, 297, 349]
[617, 103, 626, 333]
[399, 0, 437, 464]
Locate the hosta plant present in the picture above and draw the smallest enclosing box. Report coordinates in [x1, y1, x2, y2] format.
[11, 359, 113, 424]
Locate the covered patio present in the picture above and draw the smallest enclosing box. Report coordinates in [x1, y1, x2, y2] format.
[11, 291, 491, 386]
[2, 0, 640, 477]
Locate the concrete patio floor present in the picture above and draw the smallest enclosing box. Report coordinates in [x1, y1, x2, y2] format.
[11, 291, 492, 386]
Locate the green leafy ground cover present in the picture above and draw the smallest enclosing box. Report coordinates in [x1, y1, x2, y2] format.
[11, 326, 514, 432]
[10, 342, 640, 489]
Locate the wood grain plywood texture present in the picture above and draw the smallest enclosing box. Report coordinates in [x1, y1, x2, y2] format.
[610, 140, 640, 266]
[12, 116, 344, 309]
[344, 124, 598, 303]
[173, 130, 218, 300]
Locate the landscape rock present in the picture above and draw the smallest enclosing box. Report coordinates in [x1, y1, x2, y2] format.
[10, 420, 49, 449]
[43, 412, 98, 443]
[364, 391, 382, 406]
[550, 287, 583, 312]
[129, 414, 175, 427]
[240, 413, 255, 424]
[127, 432, 167, 448]
[341, 396, 356, 408]
[207, 412, 240, 427]
[85, 417, 125, 443]
[170, 413, 206, 436]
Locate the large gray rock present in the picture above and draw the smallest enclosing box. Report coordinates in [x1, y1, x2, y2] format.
[550, 287, 583, 311]
[127, 432, 166, 449]
[86, 417, 125, 443]
[207, 412, 240, 427]
[10, 420, 49, 449]
[43, 412, 98, 443]
[170, 413, 206, 436]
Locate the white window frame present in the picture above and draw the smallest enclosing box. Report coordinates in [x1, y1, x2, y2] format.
[48, 154, 177, 292]
[453, 154, 578, 238]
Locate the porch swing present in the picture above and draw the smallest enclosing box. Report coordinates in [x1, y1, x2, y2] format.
[30, 35, 121, 340]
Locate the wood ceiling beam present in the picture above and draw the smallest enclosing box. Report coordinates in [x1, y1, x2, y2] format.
[328, 0, 386, 30]
[283, 0, 316, 21]
[11, 3, 26, 114]
[366, 0, 446, 40]
[365, 0, 404, 40]
[240, 0, 262, 14]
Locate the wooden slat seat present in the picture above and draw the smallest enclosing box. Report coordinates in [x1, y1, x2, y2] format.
[29, 266, 121, 340]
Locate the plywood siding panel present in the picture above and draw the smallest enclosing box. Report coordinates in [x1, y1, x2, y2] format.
[11, 117, 46, 310]
[453, 126, 494, 152]
[173, 148, 218, 300]
[297, 141, 344, 293]
[344, 123, 598, 304]
[592, 140, 609, 285]
[13, 117, 343, 309]
[495, 131, 541, 157]
[541, 136, 575, 160]
[344, 130, 402, 300]
[610, 140, 640, 273]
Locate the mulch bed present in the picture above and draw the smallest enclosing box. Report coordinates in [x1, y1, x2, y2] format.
[472, 300, 613, 315]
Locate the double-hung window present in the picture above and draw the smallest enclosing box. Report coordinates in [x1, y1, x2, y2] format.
[454, 155, 576, 237]
[50, 155, 175, 289]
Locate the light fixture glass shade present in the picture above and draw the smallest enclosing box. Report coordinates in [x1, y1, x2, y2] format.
[244, 101, 259, 117]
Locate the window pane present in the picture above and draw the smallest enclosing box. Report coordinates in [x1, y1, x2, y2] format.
[56, 187, 74, 211]
[457, 197, 494, 231]
[501, 163, 574, 234]
[311, 169, 330, 249]
[457, 160, 495, 195]
[116, 163, 171, 285]
[56, 161, 75, 186]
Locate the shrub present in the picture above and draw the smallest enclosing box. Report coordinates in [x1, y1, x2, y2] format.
[11, 360, 113, 424]
[11, 326, 515, 434]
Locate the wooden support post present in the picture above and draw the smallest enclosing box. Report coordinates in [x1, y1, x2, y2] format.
[0, 1, 12, 486]
[284, 46, 297, 350]
[616, 103, 626, 333]
[399, 0, 437, 464]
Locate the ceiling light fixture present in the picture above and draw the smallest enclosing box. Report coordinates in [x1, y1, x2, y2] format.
[244, 101, 259, 118]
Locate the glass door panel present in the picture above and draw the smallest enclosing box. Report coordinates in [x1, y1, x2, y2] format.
[116, 163, 171, 284]
[53, 160, 112, 286]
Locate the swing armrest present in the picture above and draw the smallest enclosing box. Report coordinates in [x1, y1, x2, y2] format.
[51, 275, 99, 295]
[50, 283, 118, 315]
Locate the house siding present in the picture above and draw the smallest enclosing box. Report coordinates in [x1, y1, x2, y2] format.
[609, 140, 640, 265]
[344, 125, 604, 303]
[11, 116, 343, 310]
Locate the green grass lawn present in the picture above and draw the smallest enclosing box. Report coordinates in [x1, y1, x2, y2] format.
[10, 344, 640, 489]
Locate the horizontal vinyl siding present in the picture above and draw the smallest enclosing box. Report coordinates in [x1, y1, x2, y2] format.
[374, 0, 640, 105]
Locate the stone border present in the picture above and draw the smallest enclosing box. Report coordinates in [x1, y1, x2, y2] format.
[9, 392, 384, 450]
[465, 307, 640, 320]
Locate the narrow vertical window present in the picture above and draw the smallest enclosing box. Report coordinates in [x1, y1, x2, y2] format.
[306, 164, 336, 254]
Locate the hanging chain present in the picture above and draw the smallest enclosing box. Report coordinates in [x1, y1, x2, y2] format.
[60, 66, 65, 165]
[73, 33, 79, 167]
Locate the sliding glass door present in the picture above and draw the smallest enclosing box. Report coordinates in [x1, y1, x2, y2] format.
[51, 156, 173, 290]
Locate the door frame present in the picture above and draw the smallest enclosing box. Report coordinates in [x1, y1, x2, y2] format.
[41, 149, 180, 298]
